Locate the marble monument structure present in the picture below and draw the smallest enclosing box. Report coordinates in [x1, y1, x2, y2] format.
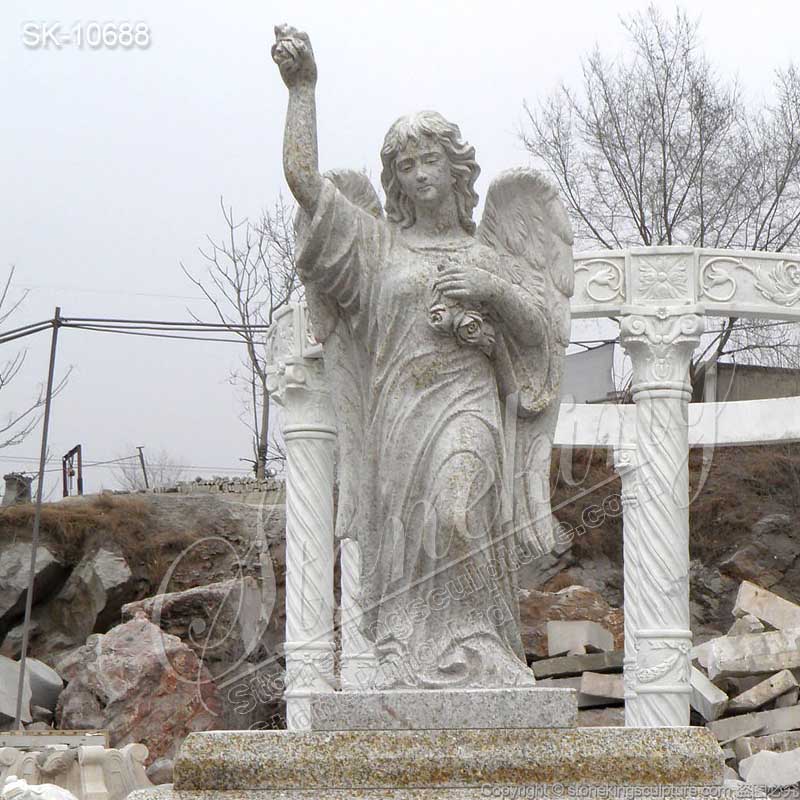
[272, 23, 573, 708]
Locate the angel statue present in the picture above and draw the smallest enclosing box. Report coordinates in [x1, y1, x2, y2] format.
[272, 25, 574, 689]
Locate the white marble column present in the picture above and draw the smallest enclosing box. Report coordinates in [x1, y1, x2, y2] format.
[619, 310, 703, 727]
[613, 444, 643, 727]
[266, 304, 336, 730]
[340, 538, 378, 690]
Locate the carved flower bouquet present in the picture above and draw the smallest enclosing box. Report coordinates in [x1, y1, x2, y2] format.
[428, 293, 496, 357]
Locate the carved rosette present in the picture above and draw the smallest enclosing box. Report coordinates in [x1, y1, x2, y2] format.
[619, 310, 702, 727]
[340, 537, 378, 690]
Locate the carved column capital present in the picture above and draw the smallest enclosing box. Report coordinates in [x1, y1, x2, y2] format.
[265, 303, 335, 433]
[619, 309, 704, 399]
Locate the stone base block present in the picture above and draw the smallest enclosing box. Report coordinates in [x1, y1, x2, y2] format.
[308, 688, 577, 730]
[127, 727, 724, 800]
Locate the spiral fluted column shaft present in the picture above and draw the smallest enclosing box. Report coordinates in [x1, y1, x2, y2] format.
[283, 426, 336, 729]
[265, 304, 338, 731]
[619, 312, 703, 727]
[614, 445, 645, 727]
[340, 537, 378, 690]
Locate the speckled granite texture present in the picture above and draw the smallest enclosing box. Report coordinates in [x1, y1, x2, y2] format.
[308, 688, 578, 730]
[131, 727, 723, 794]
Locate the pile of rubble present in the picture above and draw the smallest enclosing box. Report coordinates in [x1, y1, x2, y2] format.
[526, 614, 626, 728]
[690, 579, 800, 784]
[163, 476, 283, 495]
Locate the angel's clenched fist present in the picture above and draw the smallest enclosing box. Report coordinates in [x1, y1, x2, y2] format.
[272, 24, 317, 89]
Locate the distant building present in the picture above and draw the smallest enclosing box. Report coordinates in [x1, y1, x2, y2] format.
[703, 362, 800, 403]
[561, 342, 616, 404]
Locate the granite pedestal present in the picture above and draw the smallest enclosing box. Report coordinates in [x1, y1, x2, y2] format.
[307, 688, 577, 730]
[128, 726, 726, 800]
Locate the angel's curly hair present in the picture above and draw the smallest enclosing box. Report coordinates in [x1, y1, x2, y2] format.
[380, 111, 480, 234]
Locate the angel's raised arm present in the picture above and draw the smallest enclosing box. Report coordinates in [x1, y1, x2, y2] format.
[271, 25, 323, 215]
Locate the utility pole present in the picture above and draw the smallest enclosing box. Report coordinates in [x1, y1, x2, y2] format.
[136, 446, 149, 489]
[15, 307, 61, 729]
[61, 444, 83, 497]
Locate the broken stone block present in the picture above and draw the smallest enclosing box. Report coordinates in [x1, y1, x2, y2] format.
[775, 687, 799, 708]
[537, 676, 620, 708]
[691, 666, 729, 722]
[25, 658, 63, 711]
[532, 650, 624, 679]
[735, 581, 800, 631]
[0, 543, 66, 637]
[708, 713, 764, 744]
[720, 705, 800, 745]
[580, 671, 624, 701]
[706, 629, 800, 679]
[733, 730, 800, 761]
[546, 620, 614, 656]
[0, 655, 32, 724]
[576, 706, 625, 726]
[729, 669, 799, 712]
[728, 613, 765, 637]
[740, 749, 800, 787]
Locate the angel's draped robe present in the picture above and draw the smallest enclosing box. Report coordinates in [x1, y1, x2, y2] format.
[298, 179, 537, 688]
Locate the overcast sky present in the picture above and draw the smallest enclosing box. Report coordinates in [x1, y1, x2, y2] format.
[1, 0, 798, 497]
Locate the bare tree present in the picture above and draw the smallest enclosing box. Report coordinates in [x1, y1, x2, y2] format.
[522, 5, 800, 393]
[114, 447, 188, 491]
[182, 197, 301, 479]
[0, 267, 71, 449]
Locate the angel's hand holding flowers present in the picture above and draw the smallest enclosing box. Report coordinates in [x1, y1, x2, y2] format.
[434, 266, 500, 305]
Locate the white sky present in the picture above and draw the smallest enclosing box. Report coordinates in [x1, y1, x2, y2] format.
[1, 0, 798, 496]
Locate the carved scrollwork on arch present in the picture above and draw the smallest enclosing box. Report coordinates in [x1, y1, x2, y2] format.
[700, 255, 800, 307]
[699, 256, 744, 302]
[574, 258, 625, 303]
[753, 260, 800, 306]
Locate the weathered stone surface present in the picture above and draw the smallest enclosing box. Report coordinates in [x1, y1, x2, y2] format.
[0, 655, 31, 724]
[532, 649, 623, 678]
[734, 581, 800, 631]
[55, 615, 222, 763]
[518, 586, 623, 658]
[691, 666, 729, 722]
[0, 543, 66, 638]
[21, 548, 136, 662]
[147, 758, 175, 786]
[121, 577, 281, 729]
[733, 730, 800, 761]
[728, 614, 765, 637]
[775, 687, 799, 707]
[708, 714, 764, 744]
[168, 727, 723, 791]
[547, 620, 614, 656]
[710, 705, 800, 744]
[706, 629, 800, 679]
[536, 677, 620, 709]
[728, 669, 798, 712]
[739, 748, 800, 786]
[308, 688, 577, 731]
[580, 671, 624, 700]
[577, 706, 625, 726]
[24, 658, 63, 712]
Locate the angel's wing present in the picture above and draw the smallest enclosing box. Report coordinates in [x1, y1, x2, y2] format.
[477, 168, 574, 555]
[294, 169, 383, 542]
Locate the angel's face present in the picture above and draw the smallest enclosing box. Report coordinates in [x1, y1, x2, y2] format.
[394, 136, 454, 212]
